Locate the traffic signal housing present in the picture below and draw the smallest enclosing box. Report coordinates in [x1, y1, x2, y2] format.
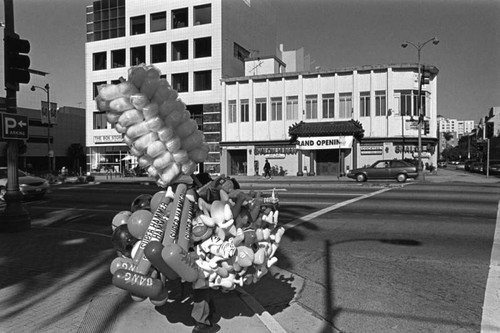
[424, 120, 430, 135]
[4, 33, 31, 91]
[485, 122, 494, 139]
[421, 66, 432, 86]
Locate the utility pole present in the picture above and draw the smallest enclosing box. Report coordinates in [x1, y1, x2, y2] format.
[1, 0, 31, 232]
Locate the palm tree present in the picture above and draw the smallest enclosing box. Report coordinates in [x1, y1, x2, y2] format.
[67, 143, 85, 175]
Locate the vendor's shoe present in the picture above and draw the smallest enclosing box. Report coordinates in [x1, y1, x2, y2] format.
[192, 322, 220, 333]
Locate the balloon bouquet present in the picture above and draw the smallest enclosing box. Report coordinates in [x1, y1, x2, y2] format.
[100, 64, 285, 305]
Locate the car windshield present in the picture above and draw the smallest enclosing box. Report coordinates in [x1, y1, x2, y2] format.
[372, 161, 389, 168]
[0, 169, 27, 178]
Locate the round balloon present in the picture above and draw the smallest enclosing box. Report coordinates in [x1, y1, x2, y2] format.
[131, 194, 153, 212]
[112, 210, 132, 230]
[150, 191, 166, 212]
[112, 224, 139, 258]
[127, 209, 153, 239]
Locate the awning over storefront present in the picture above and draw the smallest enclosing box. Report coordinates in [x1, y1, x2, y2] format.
[288, 120, 365, 141]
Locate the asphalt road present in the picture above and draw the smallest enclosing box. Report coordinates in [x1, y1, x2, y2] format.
[14, 180, 500, 333]
[275, 181, 500, 333]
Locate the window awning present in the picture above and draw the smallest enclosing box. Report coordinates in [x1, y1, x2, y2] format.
[288, 120, 364, 141]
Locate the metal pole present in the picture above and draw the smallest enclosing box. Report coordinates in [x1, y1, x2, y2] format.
[417, 50, 425, 181]
[47, 86, 51, 172]
[402, 113, 405, 159]
[1, 0, 31, 231]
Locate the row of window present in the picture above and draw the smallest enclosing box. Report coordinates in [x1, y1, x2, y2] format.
[227, 90, 427, 123]
[131, 4, 211, 35]
[87, 3, 211, 42]
[91, 70, 212, 104]
[93, 37, 211, 71]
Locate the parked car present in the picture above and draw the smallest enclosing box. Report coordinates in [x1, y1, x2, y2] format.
[437, 160, 447, 168]
[0, 167, 50, 200]
[455, 162, 465, 170]
[485, 160, 500, 175]
[470, 162, 484, 174]
[347, 159, 418, 183]
[464, 160, 475, 172]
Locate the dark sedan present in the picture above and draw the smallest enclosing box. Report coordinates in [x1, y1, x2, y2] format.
[347, 159, 418, 183]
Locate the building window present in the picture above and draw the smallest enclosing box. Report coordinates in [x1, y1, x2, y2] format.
[172, 40, 188, 61]
[93, 81, 107, 98]
[151, 43, 167, 63]
[93, 52, 106, 70]
[194, 37, 211, 58]
[271, 97, 282, 121]
[150, 11, 166, 32]
[172, 8, 188, 29]
[93, 111, 107, 129]
[339, 93, 352, 118]
[305, 95, 318, 119]
[360, 91, 370, 117]
[234, 43, 249, 62]
[240, 99, 249, 122]
[172, 73, 188, 92]
[228, 100, 237, 123]
[397, 90, 413, 116]
[322, 93, 334, 118]
[194, 70, 211, 91]
[256, 98, 267, 122]
[130, 46, 145, 65]
[286, 96, 298, 120]
[194, 4, 211, 25]
[111, 49, 125, 68]
[375, 90, 386, 117]
[130, 15, 145, 35]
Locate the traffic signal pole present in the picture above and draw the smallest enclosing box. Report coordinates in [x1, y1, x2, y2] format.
[1, 0, 31, 232]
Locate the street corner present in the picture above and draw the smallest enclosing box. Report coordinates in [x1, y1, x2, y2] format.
[239, 266, 304, 315]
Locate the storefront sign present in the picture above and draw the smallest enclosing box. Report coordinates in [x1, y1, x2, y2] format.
[360, 143, 383, 155]
[254, 145, 296, 155]
[296, 136, 353, 150]
[94, 134, 124, 144]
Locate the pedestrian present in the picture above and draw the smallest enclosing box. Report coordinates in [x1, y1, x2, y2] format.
[263, 159, 271, 179]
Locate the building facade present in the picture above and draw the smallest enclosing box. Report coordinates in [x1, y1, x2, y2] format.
[84, 0, 277, 174]
[0, 98, 85, 173]
[221, 63, 439, 176]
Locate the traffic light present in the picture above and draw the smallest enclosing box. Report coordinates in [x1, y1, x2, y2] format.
[424, 121, 430, 135]
[485, 122, 494, 139]
[421, 66, 432, 86]
[4, 33, 31, 91]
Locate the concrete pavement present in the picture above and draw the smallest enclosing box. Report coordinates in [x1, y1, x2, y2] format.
[0, 168, 498, 333]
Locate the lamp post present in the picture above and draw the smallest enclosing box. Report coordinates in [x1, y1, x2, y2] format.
[31, 84, 52, 172]
[401, 37, 439, 181]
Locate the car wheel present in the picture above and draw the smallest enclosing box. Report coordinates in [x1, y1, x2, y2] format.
[0, 186, 5, 201]
[356, 173, 366, 182]
[396, 173, 407, 183]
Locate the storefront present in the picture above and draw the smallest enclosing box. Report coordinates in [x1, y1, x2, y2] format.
[289, 120, 365, 176]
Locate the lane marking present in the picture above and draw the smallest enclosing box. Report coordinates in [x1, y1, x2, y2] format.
[283, 187, 393, 231]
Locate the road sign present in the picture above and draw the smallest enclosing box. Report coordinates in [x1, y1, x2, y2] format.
[1, 112, 29, 140]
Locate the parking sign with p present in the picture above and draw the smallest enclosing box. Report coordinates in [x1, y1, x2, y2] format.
[1, 112, 29, 140]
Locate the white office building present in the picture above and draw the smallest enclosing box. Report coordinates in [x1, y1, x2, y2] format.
[221, 59, 439, 176]
[84, 0, 277, 174]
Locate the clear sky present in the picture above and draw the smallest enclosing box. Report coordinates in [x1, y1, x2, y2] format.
[1, 0, 499, 122]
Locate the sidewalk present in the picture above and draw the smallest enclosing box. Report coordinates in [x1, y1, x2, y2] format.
[91, 167, 500, 186]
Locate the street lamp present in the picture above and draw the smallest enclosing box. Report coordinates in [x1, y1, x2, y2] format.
[401, 37, 439, 181]
[30, 83, 52, 172]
